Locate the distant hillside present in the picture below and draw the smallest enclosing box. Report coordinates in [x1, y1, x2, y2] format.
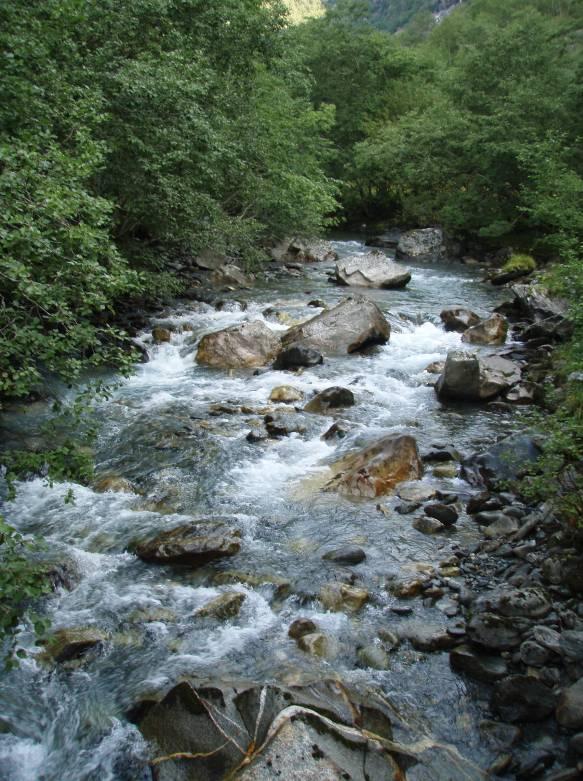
[284, 0, 326, 23]
[323, 0, 465, 31]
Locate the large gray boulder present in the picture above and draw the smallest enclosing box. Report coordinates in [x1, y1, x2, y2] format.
[270, 237, 338, 264]
[326, 434, 423, 498]
[397, 228, 443, 262]
[282, 296, 390, 356]
[335, 252, 411, 289]
[511, 283, 568, 320]
[435, 351, 520, 402]
[197, 321, 281, 369]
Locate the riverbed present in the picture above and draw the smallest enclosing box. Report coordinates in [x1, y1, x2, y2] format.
[0, 238, 526, 780]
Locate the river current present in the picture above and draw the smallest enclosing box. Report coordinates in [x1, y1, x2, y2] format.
[0, 238, 521, 780]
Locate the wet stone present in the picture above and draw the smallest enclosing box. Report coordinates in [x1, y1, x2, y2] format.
[560, 631, 583, 662]
[413, 516, 445, 535]
[195, 592, 245, 620]
[400, 624, 458, 652]
[322, 545, 366, 565]
[519, 639, 549, 667]
[556, 677, 583, 730]
[297, 632, 330, 657]
[358, 644, 390, 670]
[46, 627, 107, 663]
[450, 645, 508, 682]
[483, 515, 519, 539]
[424, 502, 459, 526]
[288, 618, 318, 640]
[319, 583, 369, 613]
[273, 344, 324, 370]
[479, 720, 522, 751]
[492, 675, 559, 722]
[304, 386, 355, 414]
[321, 421, 351, 441]
[133, 522, 241, 567]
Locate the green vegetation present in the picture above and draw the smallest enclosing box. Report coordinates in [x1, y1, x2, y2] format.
[0, 517, 51, 667]
[501, 254, 537, 275]
[0, 0, 337, 404]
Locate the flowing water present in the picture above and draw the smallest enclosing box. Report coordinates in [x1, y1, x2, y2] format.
[0, 238, 523, 780]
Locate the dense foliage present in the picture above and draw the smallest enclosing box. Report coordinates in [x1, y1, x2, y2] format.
[0, 0, 337, 403]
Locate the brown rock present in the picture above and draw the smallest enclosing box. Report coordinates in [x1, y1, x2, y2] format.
[152, 327, 172, 344]
[195, 592, 245, 619]
[462, 314, 508, 346]
[196, 321, 280, 369]
[326, 434, 423, 498]
[440, 308, 481, 333]
[133, 522, 241, 567]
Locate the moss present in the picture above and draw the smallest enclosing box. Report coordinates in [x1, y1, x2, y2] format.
[501, 253, 537, 274]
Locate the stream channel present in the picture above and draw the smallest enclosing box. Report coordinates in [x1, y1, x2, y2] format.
[0, 237, 528, 780]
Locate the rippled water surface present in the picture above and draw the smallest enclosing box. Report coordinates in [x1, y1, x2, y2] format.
[0, 239, 522, 780]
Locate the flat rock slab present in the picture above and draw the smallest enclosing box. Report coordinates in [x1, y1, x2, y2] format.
[133, 522, 241, 566]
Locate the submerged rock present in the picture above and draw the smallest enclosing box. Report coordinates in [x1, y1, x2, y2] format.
[269, 385, 304, 404]
[46, 627, 107, 663]
[288, 618, 317, 640]
[440, 308, 481, 333]
[326, 434, 423, 498]
[436, 351, 521, 402]
[196, 321, 280, 369]
[297, 632, 331, 658]
[304, 386, 355, 414]
[322, 545, 366, 565]
[397, 227, 443, 262]
[132, 522, 241, 566]
[335, 252, 411, 289]
[264, 413, 307, 437]
[319, 583, 369, 612]
[282, 296, 390, 356]
[195, 592, 245, 620]
[462, 314, 508, 346]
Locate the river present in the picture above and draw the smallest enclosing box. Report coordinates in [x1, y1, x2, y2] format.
[0, 238, 525, 780]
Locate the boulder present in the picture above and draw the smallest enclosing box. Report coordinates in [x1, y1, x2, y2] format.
[399, 624, 458, 652]
[269, 385, 304, 404]
[319, 583, 369, 612]
[440, 308, 481, 333]
[397, 228, 443, 262]
[450, 645, 508, 683]
[468, 613, 522, 650]
[482, 515, 519, 538]
[297, 632, 331, 657]
[194, 248, 227, 271]
[413, 516, 445, 535]
[511, 283, 568, 320]
[424, 502, 459, 526]
[462, 314, 508, 346]
[461, 434, 542, 489]
[132, 522, 241, 566]
[264, 413, 307, 438]
[436, 351, 521, 402]
[197, 321, 280, 369]
[322, 545, 366, 565]
[358, 645, 390, 670]
[335, 252, 411, 289]
[195, 592, 245, 620]
[283, 237, 338, 264]
[273, 345, 323, 370]
[288, 618, 317, 640]
[326, 434, 423, 498]
[557, 678, 583, 730]
[474, 588, 551, 620]
[560, 631, 583, 662]
[137, 679, 446, 781]
[209, 263, 252, 289]
[492, 676, 559, 722]
[46, 627, 107, 663]
[304, 386, 355, 414]
[282, 296, 390, 356]
[152, 326, 172, 344]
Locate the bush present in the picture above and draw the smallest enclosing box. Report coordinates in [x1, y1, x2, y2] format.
[501, 254, 537, 274]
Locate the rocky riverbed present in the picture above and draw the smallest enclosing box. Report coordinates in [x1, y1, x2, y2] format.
[0, 235, 580, 781]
